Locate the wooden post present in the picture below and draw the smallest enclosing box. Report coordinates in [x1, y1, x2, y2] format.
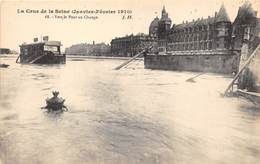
[29, 54, 47, 64]
[114, 46, 152, 70]
[16, 55, 20, 63]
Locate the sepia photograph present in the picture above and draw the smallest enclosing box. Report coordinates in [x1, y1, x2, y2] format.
[0, 0, 259, 163]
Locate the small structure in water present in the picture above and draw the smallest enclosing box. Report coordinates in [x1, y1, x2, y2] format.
[18, 37, 66, 64]
[42, 91, 68, 112]
[0, 48, 11, 54]
[0, 64, 9, 68]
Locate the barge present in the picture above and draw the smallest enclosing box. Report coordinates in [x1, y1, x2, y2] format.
[18, 40, 66, 64]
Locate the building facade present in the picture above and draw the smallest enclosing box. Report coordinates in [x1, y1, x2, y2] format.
[149, 17, 159, 37]
[232, 2, 259, 53]
[111, 2, 259, 60]
[65, 42, 111, 56]
[149, 6, 172, 48]
[110, 33, 157, 57]
[0, 48, 10, 54]
[232, 2, 260, 92]
[149, 4, 232, 54]
[148, 3, 259, 55]
[145, 2, 259, 74]
[157, 6, 172, 41]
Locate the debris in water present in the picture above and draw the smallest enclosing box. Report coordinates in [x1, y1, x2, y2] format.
[0, 64, 9, 68]
[185, 73, 205, 83]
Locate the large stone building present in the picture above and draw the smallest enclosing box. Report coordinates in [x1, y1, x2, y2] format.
[111, 2, 259, 61]
[65, 42, 110, 56]
[232, 2, 259, 53]
[110, 33, 157, 57]
[233, 2, 260, 92]
[145, 2, 259, 75]
[149, 3, 259, 55]
[149, 4, 232, 54]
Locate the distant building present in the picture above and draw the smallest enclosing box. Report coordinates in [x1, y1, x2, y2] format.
[110, 6, 170, 57]
[149, 17, 159, 37]
[148, 4, 232, 53]
[144, 2, 259, 74]
[110, 33, 157, 57]
[148, 6, 172, 48]
[111, 2, 259, 61]
[0, 48, 11, 54]
[157, 6, 172, 48]
[170, 4, 231, 52]
[148, 3, 260, 54]
[233, 2, 260, 92]
[232, 2, 259, 53]
[65, 42, 110, 56]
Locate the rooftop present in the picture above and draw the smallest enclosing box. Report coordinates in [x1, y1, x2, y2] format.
[20, 41, 62, 47]
[171, 4, 231, 31]
[216, 4, 231, 22]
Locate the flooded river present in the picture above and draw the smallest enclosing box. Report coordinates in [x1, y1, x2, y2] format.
[0, 56, 260, 164]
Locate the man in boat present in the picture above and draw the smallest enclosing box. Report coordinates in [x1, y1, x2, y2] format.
[44, 91, 68, 111]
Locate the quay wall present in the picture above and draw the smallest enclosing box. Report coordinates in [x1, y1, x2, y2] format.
[144, 53, 240, 74]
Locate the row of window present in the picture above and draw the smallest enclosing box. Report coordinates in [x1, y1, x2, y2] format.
[168, 42, 213, 51]
[169, 32, 213, 42]
[171, 25, 214, 34]
[168, 41, 231, 51]
[21, 45, 43, 55]
[111, 41, 155, 49]
[169, 29, 230, 42]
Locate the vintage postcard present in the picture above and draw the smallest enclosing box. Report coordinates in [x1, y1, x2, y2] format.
[0, 0, 259, 164]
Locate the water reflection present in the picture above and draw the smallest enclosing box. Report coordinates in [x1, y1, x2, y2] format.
[0, 56, 259, 164]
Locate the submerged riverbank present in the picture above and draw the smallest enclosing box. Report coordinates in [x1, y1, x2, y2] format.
[66, 55, 143, 60]
[0, 54, 143, 61]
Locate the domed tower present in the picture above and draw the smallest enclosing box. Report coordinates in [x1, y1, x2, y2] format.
[214, 4, 232, 50]
[158, 6, 172, 40]
[149, 17, 159, 37]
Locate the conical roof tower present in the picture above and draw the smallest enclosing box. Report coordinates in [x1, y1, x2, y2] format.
[216, 4, 231, 22]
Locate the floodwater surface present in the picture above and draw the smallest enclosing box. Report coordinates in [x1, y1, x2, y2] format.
[0, 56, 260, 164]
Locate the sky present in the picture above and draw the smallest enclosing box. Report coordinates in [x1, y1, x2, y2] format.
[0, 0, 259, 51]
